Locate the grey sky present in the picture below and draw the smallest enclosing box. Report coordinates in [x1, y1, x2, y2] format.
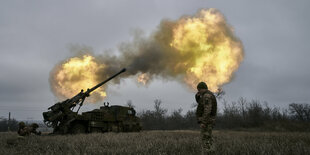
[0, 0, 309, 120]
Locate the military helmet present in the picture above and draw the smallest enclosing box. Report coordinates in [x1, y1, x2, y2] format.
[19, 121, 26, 127]
[197, 82, 208, 90]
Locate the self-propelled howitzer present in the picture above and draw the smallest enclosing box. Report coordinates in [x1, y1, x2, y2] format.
[43, 68, 129, 134]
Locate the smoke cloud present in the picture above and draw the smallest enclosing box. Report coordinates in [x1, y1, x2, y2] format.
[50, 8, 244, 102]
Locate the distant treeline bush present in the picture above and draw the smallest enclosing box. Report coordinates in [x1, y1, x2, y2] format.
[1, 98, 309, 132]
[136, 98, 310, 131]
[0, 117, 18, 132]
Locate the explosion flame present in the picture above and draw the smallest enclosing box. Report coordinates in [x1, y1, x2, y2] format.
[50, 55, 107, 101]
[50, 8, 244, 102]
[170, 9, 243, 91]
[137, 73, 151, 85]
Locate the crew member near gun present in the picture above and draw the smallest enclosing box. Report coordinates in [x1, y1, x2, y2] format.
[18, 122, 41, 136]
[195, 82, 217, 154]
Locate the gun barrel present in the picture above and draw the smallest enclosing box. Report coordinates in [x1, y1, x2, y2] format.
[88, 68, 126, 93]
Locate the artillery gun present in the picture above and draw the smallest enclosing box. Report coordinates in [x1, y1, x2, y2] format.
[43, 68, 141, 134]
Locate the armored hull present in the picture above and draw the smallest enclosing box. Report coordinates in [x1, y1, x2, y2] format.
[68, 105, 141, 134]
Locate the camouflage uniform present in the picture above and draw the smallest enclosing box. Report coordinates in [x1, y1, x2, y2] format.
[195, 82, 217, 154]
[18, 122, 41, 136]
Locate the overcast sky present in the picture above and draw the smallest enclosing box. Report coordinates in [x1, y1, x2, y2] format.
[1, 0, 309, 120]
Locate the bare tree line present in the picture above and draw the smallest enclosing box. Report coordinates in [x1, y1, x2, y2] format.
[0, 117, 18, 132]
[1, 97, 309, 132]
[137, 97, 310, 131]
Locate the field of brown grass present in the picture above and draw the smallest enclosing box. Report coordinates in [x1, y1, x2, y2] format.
[1, 130, 310, 154]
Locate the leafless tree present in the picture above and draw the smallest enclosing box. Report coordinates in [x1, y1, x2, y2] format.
[154, 99, 167, 117]
[289, 103, 310, 121]
[238, 97, 247, 120]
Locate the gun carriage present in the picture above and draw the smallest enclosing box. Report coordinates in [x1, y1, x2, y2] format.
[43, 68, 141, 134]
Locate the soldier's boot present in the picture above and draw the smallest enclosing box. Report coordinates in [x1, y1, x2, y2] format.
[202, 138, 215, 155]
[207, 145, 216, 155]
[202, 148, 215, 155]
[202, 148, 214, 155]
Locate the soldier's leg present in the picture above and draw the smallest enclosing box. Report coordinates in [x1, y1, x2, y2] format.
[201, 124, 213, 153]
[207, 124, 215, 152]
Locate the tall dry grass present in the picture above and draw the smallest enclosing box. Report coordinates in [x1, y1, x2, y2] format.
[1, 130, 309, 154]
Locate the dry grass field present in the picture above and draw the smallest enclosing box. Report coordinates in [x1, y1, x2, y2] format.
[1, 130, 310, 155]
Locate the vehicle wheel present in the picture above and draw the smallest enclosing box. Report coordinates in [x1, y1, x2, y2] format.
[91, 128, 102, 133]
[70, 124, 86, 134]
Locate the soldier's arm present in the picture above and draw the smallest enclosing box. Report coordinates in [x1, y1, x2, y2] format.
[211, 95, 217, 117]
[18, 128, 27, 136]
[24, 127, 31, 136]
[196, 103, 204, 123]
[30, 127, 41, 135]
[201, 94, 213, 124]
[195, 93, 200, 103]
[195, 93, 204, 123]
[33, 128, 42, 135]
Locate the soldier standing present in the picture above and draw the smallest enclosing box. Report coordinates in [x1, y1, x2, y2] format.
[195, 82, 217, 154]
